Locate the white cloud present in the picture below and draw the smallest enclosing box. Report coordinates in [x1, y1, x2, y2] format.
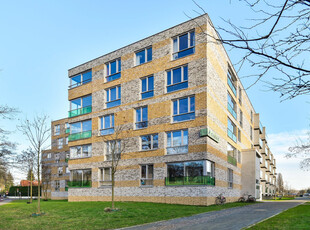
[268, 129, 310, 190]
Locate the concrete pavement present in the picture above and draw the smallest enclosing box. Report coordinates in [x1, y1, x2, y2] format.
[0, 199, 12, 206]
[122, 200, 306, 230]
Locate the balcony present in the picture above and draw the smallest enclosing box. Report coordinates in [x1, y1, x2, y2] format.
[227, 76, 236, 96]
[67, 181, 92, 188]
[68, 131, 92, 141]
[227, 155, 237, 166]
[65, 128, 70, 134]
[227, 103, 237, 119]
[68, 106, 92, 118]
[227, 129, 237, 142]
[165, 176, 215, 186]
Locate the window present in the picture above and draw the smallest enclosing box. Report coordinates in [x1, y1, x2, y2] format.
[106, 140, 121, 161]
[250, 126, 253, 140]
[227, 93, 237, 119]
[58, 167, 63, 176]
[57, 138, 63, 149]
[65, 123, 70, 133]
[166, 129, 188, 154]
[136, 47, 152, 65]
[106, 85, 121, 108]
[100, 114, 114, 135]
[69, 169, 92, 187]
[166, 160, 215, 186]
[69, 120, 92, 141]
[227, 118, 237, 142]
[140, 164, 153, 186]
[66, 167, 70, 174]
[100, 168, 112, 186]
[70, 144, 92, 159]
[227, 143, 237, 166]
[65, 137, 68, 145]
[106, 58, 121, 82]
[239, 87, 242, 105]
[141, 134, 158, 150]
[54, 125, 60, 136]
[167, 65, 188, 93]
[55, 180, 60, 191]
[141, 75, 154, 99]
[251, 111, 253, 123]
[47, 153, 52, 159]
[69, 70, 92, 89]
[172, 31, 195, 60]
[135, 106, 148, 129]
[69, 95, 92, 117]
[173, 96, 195, 122]
[239, 110, 243, 127]
[238, 150, 241, 163]
[238, 129, 241, 142]
[228, 169, 233, 188]
[227, 70, 236, 95]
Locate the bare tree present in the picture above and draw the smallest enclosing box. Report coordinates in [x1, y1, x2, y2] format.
[286, 132, 310, 170]
[277, 173, 284, 195]
[15, 147, 36, 202]
[41, 164, 51, 201]
[96, 113, 131, 210]
[18, 115, 50, 214]
[190, 0, 310, 100]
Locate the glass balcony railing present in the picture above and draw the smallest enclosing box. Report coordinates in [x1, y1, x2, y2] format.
[227, 77, 236, 95]
[227, 155, 237, 166]
[165, 176, 215, 186]
[65, 128, 70, 134]
[227, 103, 237, 119]
[67, 181, 92, 188]
[68, 131, 92, 141]
[227, 129, 237, 142]
[68, 106, 92, 118]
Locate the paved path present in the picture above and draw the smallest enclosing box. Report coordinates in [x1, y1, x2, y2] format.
[122, 201, 305, 230]
[0, 199, 12, 206]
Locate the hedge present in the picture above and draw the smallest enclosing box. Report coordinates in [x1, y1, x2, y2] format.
[8, 186, 41, 196]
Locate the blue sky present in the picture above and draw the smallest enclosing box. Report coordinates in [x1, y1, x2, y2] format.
[0, 0, 309, 189]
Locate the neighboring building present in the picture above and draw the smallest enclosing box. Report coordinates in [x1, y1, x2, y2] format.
[42, 14, 277, 204]
[20, 180, 39, 187]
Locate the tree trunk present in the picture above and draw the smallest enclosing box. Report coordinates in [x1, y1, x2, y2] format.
[112, 172, 115, 209]
[30, 169, 33, 203]
[37, 149, 41, 214]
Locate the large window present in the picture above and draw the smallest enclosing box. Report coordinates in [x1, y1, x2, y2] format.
[227, 93, 237, 119]
[135, 106, 148, 129]
[106, 86, 121, 108]
[141, 75, 154, 99]
[141, 134, 158, 150]
[227, 143, 237, 166]
[69, 120, 92, 141]
[228, 169, 233, 188]
[172, 31, 195, 60]
[227, 117, 237, 142]
[166, 160, 215, 186]
[69, 169, 92, 187]
[106, 58, 121, 82]
[173, 96, 195, 122]
[54, 125, 60, 136]
[167, 65, 188, 93]
[136, 47, 152, 65]
[227, 70, 236, 96]
[140, 164, 153, 186]
[70, 144, 92, 159]
[100, 114, 114, 135]
[69, 95, 92, 117]
[69, 70, 92, 89]
[166, 129, 188, 154]
[106, 140, 121, 161]
[100, 168, 112, 186]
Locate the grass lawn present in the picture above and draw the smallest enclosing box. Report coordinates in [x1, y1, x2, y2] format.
[250, 202, 310, 229]
[0, 200, 253, 230]
[263, 197, 296, 201]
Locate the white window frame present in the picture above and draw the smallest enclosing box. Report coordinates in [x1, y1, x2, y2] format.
[106, 58, 121, 77]
[70, 144, 92, 159]
[228, 169, 233, 188]
[57, 138, 63, 149]
[100, 114, 115, 130]
[47, 153, 52, 159]
[172, 31, 195, 55]
[55, 180, 60, 191]
[135, 106, 148, 129]
[140, 164, 154, 186]
[172, 96, 195, 121]
[106, 85, 121, 103]
[54, 125, 60, 136]
[135, 47, 152, 66]
[166, 129, 188, 154]
[106, 140, 121, 161]
[166, 65, 188, 88]
[141, 75, 154, 97]
[100, 167, 112, 186]
[141, 134, 158, 151]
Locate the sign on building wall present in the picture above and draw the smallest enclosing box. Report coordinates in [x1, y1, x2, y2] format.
[200, 127, 220, 143]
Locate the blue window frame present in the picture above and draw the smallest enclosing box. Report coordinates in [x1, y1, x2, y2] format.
[106, 86, 121, 108]
[136, 106, 148, 129]
[227, 117, 237, 142]
[173, 96, 195, 122]
[167, 65, 188, 93]
[106, 58, 121, 82]
[100, 114, 114, 136]
[167, 129, 188, 154]
[227, 93, 237, 119]
[141, 134, 158, 150]
[69, 70, 92, 89]
[173, 31, 195, 60]
[141, 75, 154, 99]
[136, 47, 152, 65]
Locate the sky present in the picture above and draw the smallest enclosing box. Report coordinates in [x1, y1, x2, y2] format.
[0, 0, 309, 190]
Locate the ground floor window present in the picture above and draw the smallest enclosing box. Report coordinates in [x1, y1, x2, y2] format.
[228, 168, 233, 188]
[166, 160, 215, 186]
[55, 180, 60, 191]
[69, 169, 92, 187]
[140, 164, 153, 186]
[100, 168, 112, 186]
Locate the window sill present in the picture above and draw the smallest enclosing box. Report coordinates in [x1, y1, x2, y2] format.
[134, 60, 152, 68]
[68, 81, 91, 91]
[165, 152, 188, 156]
[171, 52, 195, 62]
[134, 127, 148, 131]
[139, 148, 158, 152]
[139, 185, 153, 188]
[171, 118, 195, 124]
[69, 156, 92, 160]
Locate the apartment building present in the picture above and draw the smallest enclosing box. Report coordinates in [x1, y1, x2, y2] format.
[42, 14, 277, 204]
